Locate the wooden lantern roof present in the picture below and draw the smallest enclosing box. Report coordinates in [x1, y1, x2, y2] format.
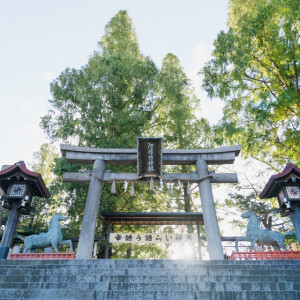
[260, 163, 300, 199]
[0, 161, 50, 198]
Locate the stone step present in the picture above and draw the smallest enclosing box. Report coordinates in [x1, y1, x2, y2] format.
[1, 264, 299, 274]
[0, 281, 298, 292]
[1, 266, 299, 278]
[2, 259, 299, 267]
[3, 266, 299, 276]
[1, 269, 300, 277]
[2, 259, 299, 268]
[1, 274, 299, 284]
[2, 266, 299, 278]
[110, 281, 298, 292]
[2, 264, 299, 272]
[1, 288, 299, 300]
[3, 258, 300, 263]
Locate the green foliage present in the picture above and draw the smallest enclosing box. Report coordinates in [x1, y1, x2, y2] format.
[149, 53, 212, 246]
[40, 11, 185, 257]
[201, 0, 300, 168]
[30, 143, 58, 186]
[17, 144, 60, 234]
[154, 53, 213, 149]
[41, 10, 159, 149]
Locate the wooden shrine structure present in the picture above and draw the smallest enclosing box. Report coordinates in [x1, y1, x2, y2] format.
[61, 141, 240, 260]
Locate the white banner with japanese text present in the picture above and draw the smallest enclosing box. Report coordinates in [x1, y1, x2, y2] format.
[110, 233, 198, 244]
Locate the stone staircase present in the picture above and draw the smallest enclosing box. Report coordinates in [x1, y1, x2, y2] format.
[0, 259, 300, 300]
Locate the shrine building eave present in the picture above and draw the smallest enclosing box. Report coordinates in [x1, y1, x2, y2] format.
[0, 161, 50, 198]
[260, 163, 300, 199]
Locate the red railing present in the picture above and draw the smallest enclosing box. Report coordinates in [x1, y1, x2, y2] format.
[10, 252, 76, 260]
[231, 251, 300, 260]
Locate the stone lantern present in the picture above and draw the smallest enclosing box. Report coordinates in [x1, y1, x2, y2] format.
[260, 163, 300, 246]
[0, 161, 50, 259]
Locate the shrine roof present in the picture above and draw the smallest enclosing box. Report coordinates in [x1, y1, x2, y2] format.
[102, 212, 203, 225]
[260, 163, 300, 199]
[0, 161, 50, 198]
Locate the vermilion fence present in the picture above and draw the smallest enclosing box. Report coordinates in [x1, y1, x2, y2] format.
[231, 251, 300, 260]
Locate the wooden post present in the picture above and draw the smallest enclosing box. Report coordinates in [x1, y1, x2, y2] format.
[291, 206, 300, 247]
[105, 220, 111, 259]
[76, 159, 106, 259]
[196, 221, 202, 260]
[0, 204, 20, 259]
[196, 159, 224, 260]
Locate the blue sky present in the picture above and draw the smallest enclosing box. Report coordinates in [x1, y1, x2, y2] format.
[0, 0, 229, 167]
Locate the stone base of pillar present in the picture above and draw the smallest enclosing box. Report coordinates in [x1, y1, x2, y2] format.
[12, 245, 20, 254]
[0, 246, 10, 259]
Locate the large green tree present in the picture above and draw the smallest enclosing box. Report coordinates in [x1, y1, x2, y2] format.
[155, 53, 212, 150]
[41, 10, 159, 148]
[153, 53, 212, 215]
[149, 53, 213, 256]
[201, 0, 300, 169]
[41, 11, 171, 258]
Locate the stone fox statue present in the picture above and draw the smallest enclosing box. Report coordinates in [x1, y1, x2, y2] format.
[16, 214, 73, 253]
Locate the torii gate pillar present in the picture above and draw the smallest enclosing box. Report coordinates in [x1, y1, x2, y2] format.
[76, 159, 105, 259]
[196, 160, 224, 260]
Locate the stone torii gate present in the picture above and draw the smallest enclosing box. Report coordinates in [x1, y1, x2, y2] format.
[61, 142, 240, 260]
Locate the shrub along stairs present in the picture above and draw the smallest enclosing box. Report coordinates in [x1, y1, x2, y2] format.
[0, 259, 300, 300]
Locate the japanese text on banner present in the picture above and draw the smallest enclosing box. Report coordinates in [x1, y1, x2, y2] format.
[110, 233, 198, 244]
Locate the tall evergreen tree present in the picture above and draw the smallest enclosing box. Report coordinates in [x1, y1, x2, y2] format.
[151, 53, 212, 243]
[42, 10, 159, 149]
[41, 11, 170, 257]
[156, 53, 212, 150]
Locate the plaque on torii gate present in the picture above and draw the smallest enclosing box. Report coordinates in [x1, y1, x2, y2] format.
[137, 137, 162, 179]
[61, 140, 240, 260]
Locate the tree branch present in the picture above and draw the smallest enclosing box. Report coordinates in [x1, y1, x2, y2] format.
[249, 53, 286, 87]
[250, 156, 280, 172]
[244, 72, 277, 99]
[292, 42, 300, 97]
